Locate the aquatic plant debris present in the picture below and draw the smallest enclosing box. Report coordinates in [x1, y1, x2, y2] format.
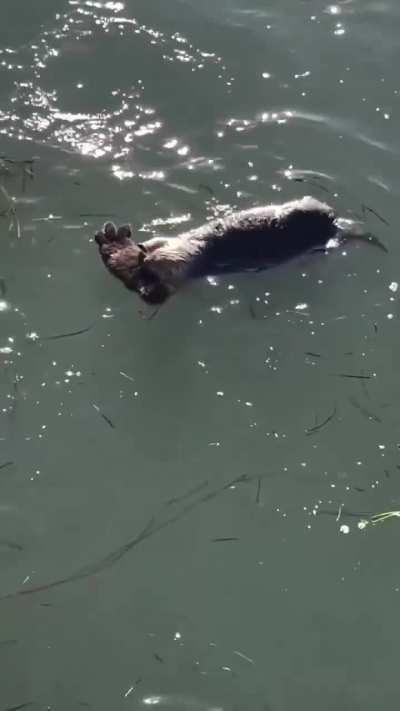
[370, 510, 400, 525]
[119, 370, 135, 383]
[361, 203, 389, 226]
[348, 396, 382, 423]
[335, 373, 372, 380]
[41, 323, 95, 341]
[211, 537, 239, 542]
[255, 476, 262, 504]
[165, 479, 209, 506]
[92, 403, 115, 429]
[0, 474, 251, 601]
[319, 508, 371, 519]
[306, 405, 336, 435]
[0, 184, 21, 238]
[362, 231, 388, 253]
[319, 507, 400, 529]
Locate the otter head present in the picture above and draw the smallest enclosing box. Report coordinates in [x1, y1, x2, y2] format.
[95, 222, 171, 306]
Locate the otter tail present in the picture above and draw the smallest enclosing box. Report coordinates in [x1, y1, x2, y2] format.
[287, 174, 389, 254]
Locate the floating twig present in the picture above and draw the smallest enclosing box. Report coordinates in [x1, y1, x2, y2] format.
[153, 653, 164, 664]
[361, 203, 389, 227]
[211, 537, 239, 543]
[42, 324, 95, 341]
[166, 479, 209, 507]
[0, 278, 6, 298]
[305, 351, 322, 358]
[0, 461, 13, 471]
[335, 373, 372, 380]
[306, 405, 337, 435]
[119, 371, 135, 383]
[5, 703, 34, 711]
[233, 650, 254, 665]
[255, 477, 262, 504]
[92, 403, 115, 429]
[363, 231, 388, 253]
[123, 679, 142, 699]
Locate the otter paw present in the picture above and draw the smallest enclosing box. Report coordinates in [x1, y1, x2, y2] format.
[95, 222, 134, 265]
[94, 222, 143, 285]
[95, 222, 132, 247]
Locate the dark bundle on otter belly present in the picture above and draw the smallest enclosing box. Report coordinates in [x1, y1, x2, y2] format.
[94, 197, 340, 305]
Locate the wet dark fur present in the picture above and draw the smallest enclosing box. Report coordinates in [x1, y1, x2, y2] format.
[94, 196, 339, 305]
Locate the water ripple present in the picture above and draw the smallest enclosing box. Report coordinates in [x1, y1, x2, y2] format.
[221, 107, 398, 155]
[0, 0, 229, 164]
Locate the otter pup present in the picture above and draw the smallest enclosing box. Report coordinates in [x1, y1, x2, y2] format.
[94, 196, 376, 306]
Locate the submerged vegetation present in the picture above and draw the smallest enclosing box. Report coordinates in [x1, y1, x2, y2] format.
[0, 156, 35, 238]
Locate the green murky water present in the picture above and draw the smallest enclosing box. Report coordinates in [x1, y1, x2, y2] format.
[1, 1, 400, 708]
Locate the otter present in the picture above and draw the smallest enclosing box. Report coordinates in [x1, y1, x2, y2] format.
[94, 196, 384, 306]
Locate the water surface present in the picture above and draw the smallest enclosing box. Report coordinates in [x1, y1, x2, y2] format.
[1, 1, 400, 709]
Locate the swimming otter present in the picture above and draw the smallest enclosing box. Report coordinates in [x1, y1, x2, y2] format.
[94, 196, 380, 305]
